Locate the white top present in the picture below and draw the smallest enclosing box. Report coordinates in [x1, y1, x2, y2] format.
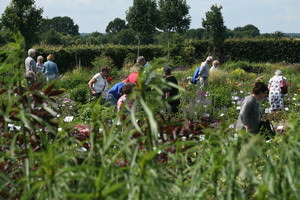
[92, 73, 108, 94]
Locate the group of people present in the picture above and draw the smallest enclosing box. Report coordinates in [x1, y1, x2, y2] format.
[237, 70, 287, 135]
[191, 56, 220, 87]
[88, 56, 180, 114]
[25, 48, 59, 84]
[190, 55, 288, 136]
[24, 48, 287, 135]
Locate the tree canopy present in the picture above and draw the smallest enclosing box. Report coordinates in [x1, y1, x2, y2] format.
[126, 0, 159, 40]
[158, 0, 191, 33]
[1, 0, 43, 49]
[43, 16, 79, 36]
[202, 4, 226, 49]
[105, 18, 128, 34]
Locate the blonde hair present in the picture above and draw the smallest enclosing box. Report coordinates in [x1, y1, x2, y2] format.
[37, 56, 43, 61]
[47, 54, 54, 61]
[212, 60, 219, 66]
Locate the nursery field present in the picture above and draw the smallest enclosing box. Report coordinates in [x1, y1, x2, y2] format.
[1, 43, 300, 199]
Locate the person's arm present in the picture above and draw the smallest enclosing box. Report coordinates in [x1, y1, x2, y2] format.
[88, 78, 97, 94]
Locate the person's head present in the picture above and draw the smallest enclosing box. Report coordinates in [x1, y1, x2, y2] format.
[252, 81, 269, 101]
[101, 66, 111, 77]
[47, 54, 54, 61]
[212, 60, 219, 67]
[205, 56, 213, 64]
[28, 49, 36, 57]
[275, 70, 282, 76]
[163, 66, 172, 76]
[37, 56, 43, 63]
[122, 82, 136, 95]
[136, 56, 146, 66]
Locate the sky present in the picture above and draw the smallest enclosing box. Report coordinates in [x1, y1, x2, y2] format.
[0, 0, 300, 34]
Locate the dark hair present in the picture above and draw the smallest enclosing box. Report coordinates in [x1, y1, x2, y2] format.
[163, 66, 171, 75]
[122, 82, 135, 95]
[101, 66, 111, 73]
[252, 82, 268, 95]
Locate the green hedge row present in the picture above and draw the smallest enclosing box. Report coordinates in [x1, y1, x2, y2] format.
[34, 44, 164, 72]
[34, 39, 300, 72]
[223, 39, 300, 63]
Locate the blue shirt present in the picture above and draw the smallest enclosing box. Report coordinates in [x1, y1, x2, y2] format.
[191, 66, 200, 84]
[108, 82, 125, 99]
[43, 61, 58, 75]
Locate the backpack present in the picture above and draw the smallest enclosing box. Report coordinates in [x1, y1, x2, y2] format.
[280, 78, 288, 94]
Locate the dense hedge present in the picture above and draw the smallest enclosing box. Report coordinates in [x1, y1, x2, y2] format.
[34, 44, 164, 72]
[34, 39, 300, 72]
[223, 39, 300, 63]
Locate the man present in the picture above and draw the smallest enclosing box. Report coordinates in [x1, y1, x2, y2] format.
[25, 49, 36, 72]
[198, 56, 213, 88]
[137, 56, 154, 84]
[163, 66, 180, 113]
[24, 49, 37, 85]
[136, 56, 150, 68]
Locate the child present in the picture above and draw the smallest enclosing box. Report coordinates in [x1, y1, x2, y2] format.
[117, 82, 136, 112]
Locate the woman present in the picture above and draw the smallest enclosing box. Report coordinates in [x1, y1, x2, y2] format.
[36, 55, 44, 72]
[236, 82, 269, 134]
[163, 66, 180, 113]
[88, 66, 110, 102]
[43, 54, 59, 82]
[268, 70, 287, 111]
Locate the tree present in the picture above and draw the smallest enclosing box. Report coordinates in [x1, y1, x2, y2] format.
[1, 0, 43, 49]
[158, 0, 191, 59]
[183, 28, 205, 40]
[43, 16, 79, 36]
[233, 24, 260, 38]
[41, 29, 63, 45]
[126, 0, 159, 56]
[202, 4, 226, 56]
[105, 18, 128, 34]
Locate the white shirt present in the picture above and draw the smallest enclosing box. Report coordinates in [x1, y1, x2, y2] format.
[92, 73, 108, 94]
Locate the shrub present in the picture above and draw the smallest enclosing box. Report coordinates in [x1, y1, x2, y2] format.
[69, 84, 88, 104]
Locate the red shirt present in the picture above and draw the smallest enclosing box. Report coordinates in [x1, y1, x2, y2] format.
[125, 72, 138, 85]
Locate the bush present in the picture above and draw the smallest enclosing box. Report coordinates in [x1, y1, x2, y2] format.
[69, 84, 88, 104]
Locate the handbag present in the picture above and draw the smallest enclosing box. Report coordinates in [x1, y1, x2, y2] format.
[280, 78, 288, 94]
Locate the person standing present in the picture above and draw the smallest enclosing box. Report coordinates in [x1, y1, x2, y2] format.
[209, 60, 220, 73]
[25, 49, 36, 72]
[36, 55, 44, 72]
[88, 66, 110, 102]
[236, 82, 269, 134]
[198, 56, 213, 88]
[43, 54, 59, 82]
[136, 56, 150, 68]
[268, 70, 287, 111]
[163, 66, 180, 113]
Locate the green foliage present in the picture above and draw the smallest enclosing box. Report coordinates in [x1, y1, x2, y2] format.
[232, 24, 260, 38]
[1, 0, 43, 49]
[105, 18, 128, 34]
[158, 0, 191, 33]
[69, 84, 88, 104]
[43, 16, 79, 36]
[202, 4, 226, 49]
[41, 29, 63, 45]
[126, 0, 159, 55]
